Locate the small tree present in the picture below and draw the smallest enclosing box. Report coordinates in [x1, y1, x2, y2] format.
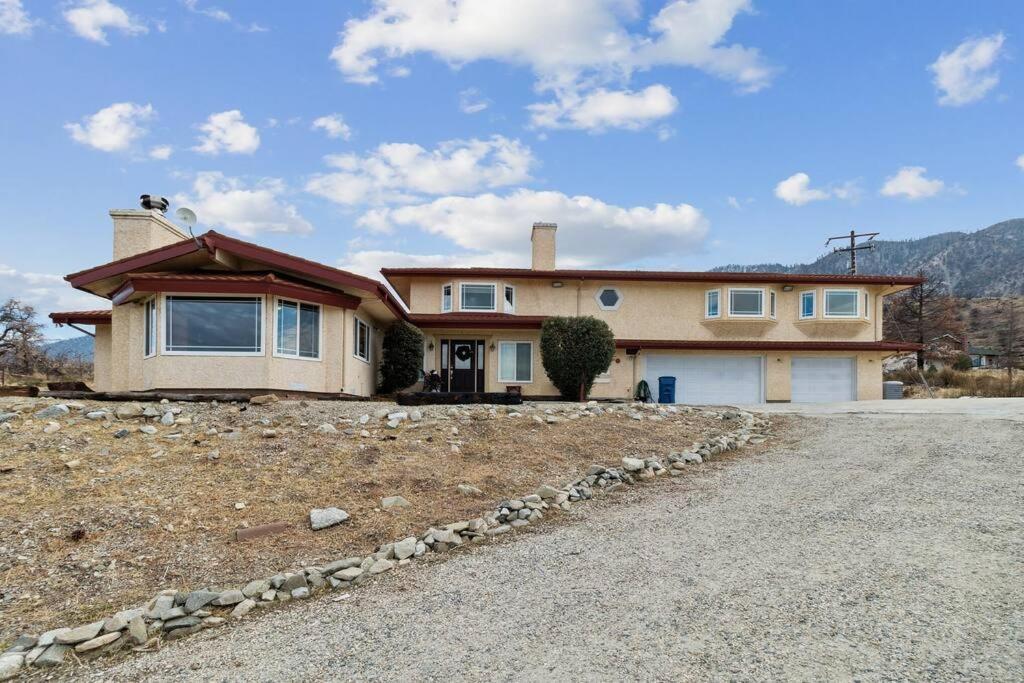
[884, 270, 962, 370]
[378, 321, 424, 393]
[952, 354, 973, 371]
[540, 316, 615, 401]
[0, 299, 43, 384]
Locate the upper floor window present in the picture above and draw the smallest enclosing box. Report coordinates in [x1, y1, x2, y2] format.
[769, 290, 777, 319]
[460, 283, 496, 311]
[165, 296, 262, 355]
[864, 292, 870, 320]
[728, 288, 763, 317]
[354, 317, 371, 361]
[800, 291, 815, 319]
[441, 283, 452, 313]
[144, 298, 157, 358]
[504, 285, 515, 313]
[595, 286, 622, 311]
[705, 289, 720, 318]
[275, 299, 320, 360]
[824, 289, 860, 318]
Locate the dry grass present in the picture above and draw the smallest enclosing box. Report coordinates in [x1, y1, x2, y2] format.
[887, 366, 1024, 398]
[0, 398, 731, 647]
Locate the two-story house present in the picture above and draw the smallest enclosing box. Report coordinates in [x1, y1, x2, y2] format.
[382, 223, 922, 403]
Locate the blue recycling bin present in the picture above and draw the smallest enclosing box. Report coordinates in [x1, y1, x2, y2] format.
[658, 376, 676, 404]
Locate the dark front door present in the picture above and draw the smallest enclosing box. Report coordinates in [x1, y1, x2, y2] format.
[445, 339, 485, 392]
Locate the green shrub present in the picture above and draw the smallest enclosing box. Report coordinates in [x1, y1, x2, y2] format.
[952, 354, 973, 371]
[378, 322, 424, 393]
[539, 316, 615, 401]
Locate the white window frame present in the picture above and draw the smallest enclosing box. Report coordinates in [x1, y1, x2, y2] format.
[769, 290, 777, 319]
[497, 340, 533, 383]
[459, 282, 497, 312]
[823, 288, 861, 319]
[705, 289, 721, 319]
[503, 284, 516, 314]
[273, 297, 323, 362]
[864, 292, 871, 320]
[441, 283, 453, 313]
[162, 293, 264, 357]
[728, 287, 765, 318]
[144, 297, 157, 358]
[595, 286, 623, 311]
[353, 316, 371, 363]
[799, 290, 816, 320]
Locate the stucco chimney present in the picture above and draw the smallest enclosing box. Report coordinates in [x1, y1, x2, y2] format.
[110, 195, 189, 260]
[531, 222, 557, 270]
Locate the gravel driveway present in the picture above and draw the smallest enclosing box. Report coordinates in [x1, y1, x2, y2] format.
[77, 410, 1023, 682]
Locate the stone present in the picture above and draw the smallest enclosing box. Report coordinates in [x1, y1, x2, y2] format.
[84, 411, 108, 420]
[0, 413, 17, 424]
[160, 607, 186, 621]
[184, 590, 221, 613]
[281, 573, 308, 592]
[317, 423, 338, 434]
[457, 483, 482, 496]
[333, 567, 364, 581]
[386, 419, 401, 429]
[622, 457, 645, 472]
[160, 411, 175, 426]
[203, 617, 226, 627]
[242, 579, 271, 598]
[486, 524, 512, 536]
[8, 635, 37, 652]
[103, 608, 143, 633]
[249, 394, 279, 405]
[34, 404, 70, 419]
[55, 621, 104, 645]
[393, 536, 417, 560]
[535, 485, 561, 499]
[145, 594, 175, 619]
[164, 625, 202, 641]
[74, 632, 121, 653]
[381, 495, 410, 510]
[32, 644, 70, 668]
[0, 654, 23, 681]
[114, 403, 144, 420]
[290, 587, 311, 599]
[211, 589, 245, 606]
[432, 528, 462, 545]
[260, 590, 277, 602]
[387, 411, 408, 422]
[261, 429, 278, 438]
[358, 414, 370, 424]
[43, 421, 61, 434]
[323, 557, 362, 574]
[127, 616, 147, 645]
[368, 558, 394, 575]
[310, 507, 350, 530]
[139, 425, 158, 435]
[230, 598, 256, 619]
[409, 409, 423, 422]
[163, 616, 202, 631]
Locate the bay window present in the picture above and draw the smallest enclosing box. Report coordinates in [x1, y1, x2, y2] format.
[498, 341, 533, 383]
[165, 296, 262, 354]
[275, 299, 320, 360]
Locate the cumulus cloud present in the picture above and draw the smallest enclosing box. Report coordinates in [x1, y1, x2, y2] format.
[311, 114, 353, 140]
[149, 145, 173, 160]
[929, 33, 1005, 106]
[352, 188, 709, 267]
[338, 250, 503, 279]
[64, 102, 154, 152]
[0, 264, 104, 336]
[528, 85, 678, 131]
[774, 172, 859, 206]
[183, 0, 230, 22]
[879, 166, 946, 200]
[193, 110, 260, 155]
[174, 172, 313, 235]
[458, 88, 490, 114]
[306, 135, 534, 206]
[1016, 154, 1024, 171]
[0, 0, 34, 35]
[63, 0, 147, 44]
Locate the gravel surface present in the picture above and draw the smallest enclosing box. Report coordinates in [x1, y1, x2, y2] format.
[72, 412, 1023, 682]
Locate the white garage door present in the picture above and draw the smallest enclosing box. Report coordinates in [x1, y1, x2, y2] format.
[645, 355, 763, 405]
[791, 357, 856, 403]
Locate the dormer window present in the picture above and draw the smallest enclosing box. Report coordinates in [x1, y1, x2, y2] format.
[728, 288, 764, 317]
[460, 283, 497, 311]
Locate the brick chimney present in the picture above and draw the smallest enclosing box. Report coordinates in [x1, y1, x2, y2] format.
[531, 222, 557, 270]
[110, 195, 189, 260]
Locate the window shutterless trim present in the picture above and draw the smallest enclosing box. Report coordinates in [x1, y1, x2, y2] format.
[503, 284, 515, 314]
[799, 290, 816, 319]
[272, 297, 323, 362]
[823, 288, 861, 318]
[353, 316, 371, 363]
[769, 290, 777, 319]
[705, 289, 721, 319]
[441, 282, 453, 313]
[459, 282, 498, 312]
[727, 287, 765, 317]
[497, 339, 533, 383]
[144, 297, 157, 358]
[162, 293, 264, 356]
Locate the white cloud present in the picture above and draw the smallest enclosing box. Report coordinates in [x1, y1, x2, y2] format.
[338, 250, 501, 280]
[929, 33, 1005, 106]
[528, 84, 678, 131]
[879, 166, 946, 200]
[352, 188, 708, 267]
[192, 110, 260, 155]
[63, 0, 147, 45]
[1016, 154, 1024, 171]
[0, 0, 34, 35]
[774, 172, 859, 206]
[0, 264, 104, 337]
[183, 0, 230, 22]
[64, 102, 154, 152]
[149, 145, 173, 160]
[306, 135, 534, 206]
[311, 114, 353, 140]
[458, 88, 490, 114]
[174, 172, 313, 236]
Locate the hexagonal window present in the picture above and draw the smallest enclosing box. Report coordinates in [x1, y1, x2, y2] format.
[596, 287, 622, 310]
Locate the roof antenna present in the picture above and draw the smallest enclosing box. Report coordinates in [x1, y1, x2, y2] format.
[825, 229, 879, 274]
[175, 207, 203, 250]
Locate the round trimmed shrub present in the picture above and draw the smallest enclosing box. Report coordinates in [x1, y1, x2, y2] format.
[539, 316, 616, 401]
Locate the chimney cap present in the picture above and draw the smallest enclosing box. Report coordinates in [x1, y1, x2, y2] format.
[532, 221, 557, 229]
[140, 195, 169, 213]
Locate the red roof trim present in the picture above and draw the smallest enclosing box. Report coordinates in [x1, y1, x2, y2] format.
[408, 313, 547, 329]
[111, 273, 363, 309]
[66, 238, 206, 287]
[615, 339, 923, 352]
[50, 310, 112, 325]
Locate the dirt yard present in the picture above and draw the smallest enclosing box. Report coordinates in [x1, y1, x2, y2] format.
[0, 396, 733, 648]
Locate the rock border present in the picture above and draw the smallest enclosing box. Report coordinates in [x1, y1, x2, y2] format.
[0, 404, 770, 679]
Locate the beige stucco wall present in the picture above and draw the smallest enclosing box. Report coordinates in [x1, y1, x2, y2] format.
[111, 210, 189, 260]
[92, 326, 112, 392]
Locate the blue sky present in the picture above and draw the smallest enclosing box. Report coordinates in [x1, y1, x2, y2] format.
[1, 1, 1021, 337]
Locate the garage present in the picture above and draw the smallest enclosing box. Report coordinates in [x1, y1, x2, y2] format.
[644, 354, 763, 405]
[791, 357, 856, 403]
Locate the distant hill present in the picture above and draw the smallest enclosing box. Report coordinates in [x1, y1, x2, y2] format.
[712, 219, 1024, 297]
[43, 335, 94, 361]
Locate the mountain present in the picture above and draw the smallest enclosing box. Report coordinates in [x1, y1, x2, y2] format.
[43, 335, 94, 361]
[712, 219, 1024, 297]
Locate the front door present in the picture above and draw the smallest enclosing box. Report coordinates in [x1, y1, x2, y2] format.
[443, 339, 485, 392]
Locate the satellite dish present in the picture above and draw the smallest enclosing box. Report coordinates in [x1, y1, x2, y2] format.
[175, 207, 197, 228]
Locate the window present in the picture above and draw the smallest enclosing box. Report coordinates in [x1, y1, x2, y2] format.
[144, 298, 157, 358]
[441, 283, 452, 313]
[460, 283, 496, 311]
[864, 292, 870, 320]
[705, 289, 720, 318]
[275, 299, 320, 360]
[498, 341, 533, 383]
[504, 285, 515, 313]
[595, 287, 622, 311]
[165, 296, 262, 354]
[800, 291, 815, 319]
[729, 288, 764, 317]
[770, 290, 777, 319]
[354, 317, 371, 362]
[824, 289, 860, 318]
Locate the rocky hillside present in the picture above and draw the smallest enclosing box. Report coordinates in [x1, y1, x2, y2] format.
[713, 219, 1024, 297]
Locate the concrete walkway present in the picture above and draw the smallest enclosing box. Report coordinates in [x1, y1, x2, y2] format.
[742, 396, 1024, 421]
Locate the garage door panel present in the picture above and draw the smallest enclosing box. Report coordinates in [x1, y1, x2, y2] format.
[645, 355, 762, 405]
[791, 357, 855, 403]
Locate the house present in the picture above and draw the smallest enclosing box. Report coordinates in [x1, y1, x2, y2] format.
[892, 334, 1003, 371]
[51, 199, 402, 396]
[381, 223, 923, 403]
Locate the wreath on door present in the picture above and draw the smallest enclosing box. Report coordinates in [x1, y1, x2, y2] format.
[454, 345, 474, 362]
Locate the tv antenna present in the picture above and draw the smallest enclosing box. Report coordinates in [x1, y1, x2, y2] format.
[175, 207, 203, 249]
[825, 229, 879, 274]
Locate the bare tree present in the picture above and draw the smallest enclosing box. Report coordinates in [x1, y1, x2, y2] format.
[997, 300, 1022, 391]
[884, 271, 963, 369]
[0, 299, 43, 384]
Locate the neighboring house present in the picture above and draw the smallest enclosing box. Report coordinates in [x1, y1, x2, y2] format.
[968, 346, 1000, 368]
[895, 334, 1003, 371]
[51, 201, 402, 396]
[382, 223, 923, 403]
